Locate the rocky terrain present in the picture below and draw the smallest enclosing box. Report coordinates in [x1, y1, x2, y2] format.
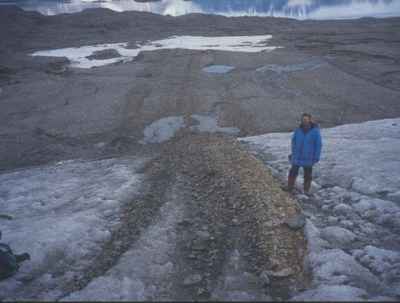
[1, 5, 400, 170]
[0, 5, 400, 301]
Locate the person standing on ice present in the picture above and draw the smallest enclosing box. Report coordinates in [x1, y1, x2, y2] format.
[287, 113, 322, 195]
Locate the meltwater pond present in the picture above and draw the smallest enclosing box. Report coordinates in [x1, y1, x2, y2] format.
[3, 0, 400, 19]
[202, 65, 235, 74]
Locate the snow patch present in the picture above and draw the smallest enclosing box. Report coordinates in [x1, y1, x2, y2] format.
[31, 35, 280, 68]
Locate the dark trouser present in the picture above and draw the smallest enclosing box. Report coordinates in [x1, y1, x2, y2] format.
[288, 165, 313, 193]
[289, 165, 313, 179]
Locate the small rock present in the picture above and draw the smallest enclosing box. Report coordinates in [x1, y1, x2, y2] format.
[18, 274, 35, 283]
[177, 219, 192, 226]
[191, 241, 207, 251]
[333, 203, 353, 216]
[349, 192, 362, 203]
[196, 230, 210, 239]
[259, 270, 270, 285]
[327, 216, 339, 225]
[95, 142, 106, 149]
[86, 49, 121, 60]
[321, 205, 331, 212]
[353, 199, 374, 214]
[284, 213, 306, 230]
[376, 214, 398, 228]
[197, 287, 207, 295]
[363, 209, 378, 220]
[342, 194, 352, 203]
[297, 194, 309, 201]
[340, 220, 354, 229]
[387, 191, 400, 203]
[269, 258, 280, 269]
[0, 214, 13, 220]
[45, 57, 69, 74]
[183, 273, 203, 286]
[265, 268, 293, 278]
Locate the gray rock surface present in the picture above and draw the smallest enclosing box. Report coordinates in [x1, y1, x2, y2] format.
[1, 7, 400, 170]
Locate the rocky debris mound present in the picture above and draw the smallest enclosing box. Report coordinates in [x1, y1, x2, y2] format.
[166, 133, 310, 300]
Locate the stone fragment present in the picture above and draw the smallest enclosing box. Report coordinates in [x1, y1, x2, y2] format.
[183, 274, 203, 286]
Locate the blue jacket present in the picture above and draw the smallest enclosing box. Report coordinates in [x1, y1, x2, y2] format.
[291, 123, 322, 167]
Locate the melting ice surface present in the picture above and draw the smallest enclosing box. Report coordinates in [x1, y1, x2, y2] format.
[0, 156, 147, 300]
[31, 35, 278, 69]
[6, 0, 400, 19]
[240, 118, 400, 300]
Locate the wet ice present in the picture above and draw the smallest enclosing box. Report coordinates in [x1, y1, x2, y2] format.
[0, 157, 147, 300]
[240, 118, 400, 300]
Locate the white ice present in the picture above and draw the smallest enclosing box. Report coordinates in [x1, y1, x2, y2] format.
[141, 114, 240, 144]
[62, 197, 184, 301]
[190, 114, 240, 135]
[141, 116, 185, 144]
[31, 35, 280, 68]
[239, 118, 400, 300]
[0, 157, 147, 300]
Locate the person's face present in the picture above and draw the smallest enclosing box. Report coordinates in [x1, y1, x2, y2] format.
[302, 115, 311, 126]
